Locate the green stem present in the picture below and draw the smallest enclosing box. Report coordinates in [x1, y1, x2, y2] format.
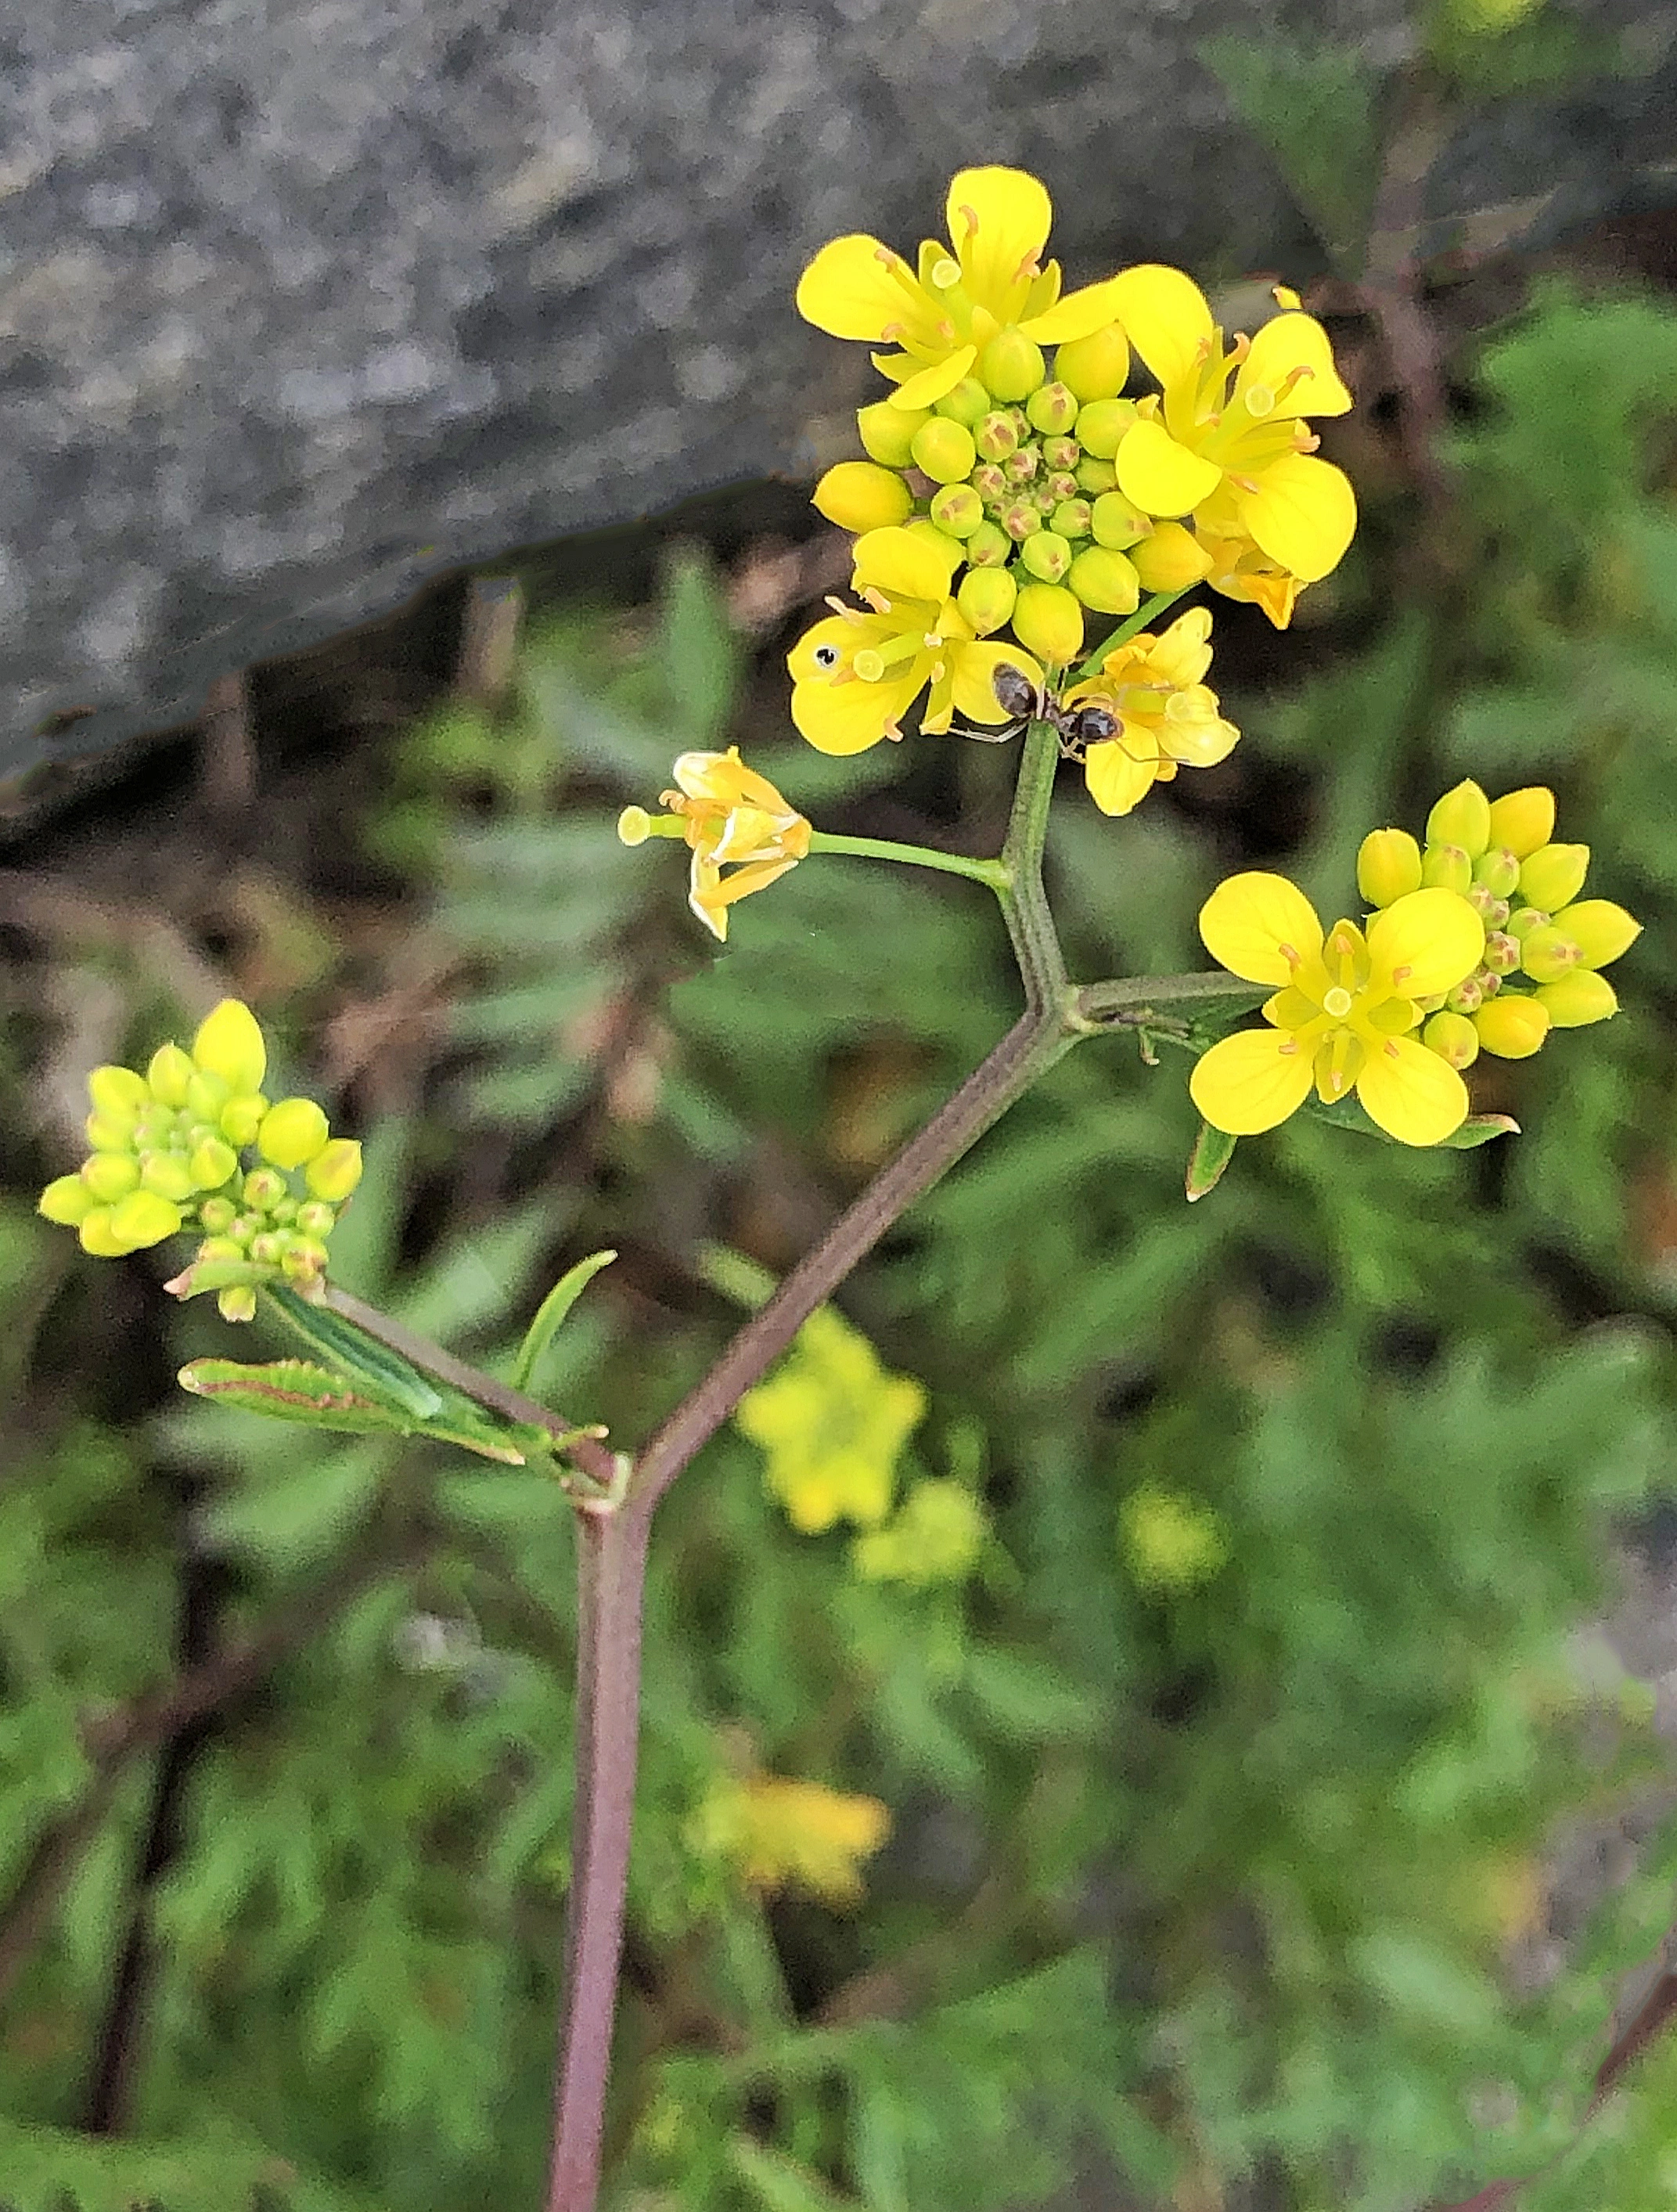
[1069, 586, 1192, 683]
[1073, 969, 1268, 1025]
[997, 717, 1067, 1011]
[807, 830, 1009, 892]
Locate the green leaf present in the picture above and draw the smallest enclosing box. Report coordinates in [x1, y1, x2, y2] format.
[1186, 1121, 1239, 1201]
[1306, 1094, 1519, 1149]
[261, 1284, 445, 1420]
[178, 1358, 416, 1437]
[509, 1248, 617, 1392]
[659, 548, 740, 748]
[1197, 34, 1381, 267]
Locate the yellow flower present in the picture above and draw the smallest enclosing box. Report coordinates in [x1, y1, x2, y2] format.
[1194, 504, 1304, 629]
[1059, 606, 1240, 816]
[797, 167, 1126, 411]
[786, 527, 1039, 755]
[620, 748, 811, 942]
[1189, 874, 1484, 1145]
[1109, 266, 1355, 585]
[851, 1479, 987, 1587]
[691, 1774, 891, 1908]
[1120, 1485, 1229, 1594]
[736, 1305, 927, 1534]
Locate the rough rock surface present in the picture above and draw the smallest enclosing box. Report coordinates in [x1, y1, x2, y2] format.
[4, 0, 1675, 778]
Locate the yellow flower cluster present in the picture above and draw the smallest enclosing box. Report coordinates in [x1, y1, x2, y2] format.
[690, 1773, 891, 1908]
[1356, 781, 1640, 1068]
[736, 1305, 927, 1535]
[790, 167, 1356, 761]
[38, 1000, 362, 1320]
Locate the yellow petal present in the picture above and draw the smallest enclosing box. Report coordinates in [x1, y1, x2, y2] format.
[1198, 872, 1324, 985]
[889, 346, 977, 411]
[797, 236, 922, 341]
[851, 525, 959, 604]
[1354, 1035, 1469, 1146]
[790, 669, 922, 755]
[945, 167, 1053, 315]
[1108, 265, 1216, 394]
[1146, 605, 1214, 686]
[1366, 888, 1484, 1000]
[687, 855, 729, 940]
[1116, 419, 1224, 518]
[1020, 276, 1129, 347]
[1083, 740, 1158, 816]
[1231, 455, 1356, 583]
[949, 641, 1044, 725]
[1237, 312, 1352, 419]
[1189, 1029, 1315, 1135]
[1162, 702, 1240, 769]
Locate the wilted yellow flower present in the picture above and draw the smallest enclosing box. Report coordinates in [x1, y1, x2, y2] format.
[618, 747, 811, 942]
[736, 1305, 927, 1534]
[1059, 605, 1240, 816]
[1190, 874, 1484, 1145]
[797, 167, 1126, 410]
[691, 1773, 891, 1907]
[851, 1479, 987, 1587]
[786, 528, 1039, 754]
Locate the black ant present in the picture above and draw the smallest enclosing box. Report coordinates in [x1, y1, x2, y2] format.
[959, 665, 1119, 762]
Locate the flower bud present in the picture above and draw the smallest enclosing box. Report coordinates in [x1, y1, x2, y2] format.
[1074, 456, 1117, 495]
[1090, 493, 1150, 550]
[243, 1167, 288, 1211]
[185, 1070, 231, 1120]
[193, 999, 266, 1094]
[1517, 842, 1589, 913]
[280, 1237, 331, 1282]
[1050, 498, 1092, 539]
[970, 461, 1008, 503]
[1471, 846, 1520, 899]
[1019, 530, 1072, 585]
[1518, 924, 1579, 985]
[189, 1135, 239, 1190]
[1003, 446, 1039, 485]
[139, 1153, 198, 1203]
[82, 1153, 141, 1202]
[1025, 381, 1078, 437]
[902, 520, 964, 569]
[1011, 583, 1085, 667]
[929, 484, 984, 537]
[197, 1235, 247, 1264]
[1467, 884, 1509, 926]
[1422, 1011, 1480, 1069]
[1000, 501, 1041, 542]
[1042, 435, 1079, 473]
[977, 330, 1045, 402]
[297, 1200, 337, 1237]
[973, 410, 1020, 463]
[85, 1111, 140, 1155]
[108, 1191, 183, 1251]
[1131, 523, 1214, 592]
[909, 419, 976, 485]
[1481, 930, 1520, 975]
[250, 1230, 285, 1266]
[1424, 780, 1491, 857]
[39, 1173, 98, 1227]
[258, 1097, 331, 1170]
[1445, 975, 1484, 1014]
[856, 399, 927, 468]
[964, 521, 1012, 569]
[218, 1286, 258, 1324]
[88, 1065, 149, 1122]
[1054, 324, 1128, 402]
[1074, 398, 1138, 460]
[812, 461, 912, 532]
[77, 1209, 128, 1258]
[1537, 971, 1618, 1028]
[1486, 786, 1555, 859]
[1479, 971, 1502, 996]
[198, 1196, 238, 1235]
[304, 1138, 364, 1203]
[1556, 898, 1640, 971]
[1506, 906, 1548, 942]
[219, 1093, 268, 1147]
[146, 1043, 195, 1108]
[934, 376, 991, 427]
[1474, 995, 1550, 1059]
[1067, 546, 1141, 615]
[617, 805, 652, 846]
[1420, 844, 1472, 896]
[955, 567, 1017, 636]
[1357, 828, 1423, 909]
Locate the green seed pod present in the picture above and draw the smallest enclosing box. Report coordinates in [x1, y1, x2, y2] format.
[909, 418, 976, 485]
[1011, 583, 1085, 667]
[1025, 381, 1078, 437]
[856, 398, 929, 468]
[1054, 324, 1129, 402]
[1074, 398, 1139, 459]
[1517, 924, 1580, 985]
[1067, 546, 1142, 615]
[1518, 842, 1589, 913]
[1422, 1011, 1480, 1069]
[965, 521, 1013, 569]
[977, 330, 1046, 403]
[1424, 780, 1492, 857]
[1356, 829, 1423, 909]
[1420, 844, 1472, 896]
[258, 1097, 331, 1171]
[812, 461, 912, 532]
[929, 484, 984, 537]
[955, 567, 1018, 636]
[1090, 493, 1150, 550]
[934, 376, 992, 427]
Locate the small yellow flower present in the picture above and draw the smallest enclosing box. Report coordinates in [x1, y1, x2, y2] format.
[1120, 1485, 1229, 1594]
[1190, 874, 1484, 1145]
[736, 1305, 927, 1535]
[1059, 606, 1240, 816]
[691, 1773, 891, 1908]
[786, 527, 1040, 755]
[851, 1479, 987, 1587]
[619, 748, 811, 942]
[1109, 265, 1355, 585]
[797, 167, 1126, 411]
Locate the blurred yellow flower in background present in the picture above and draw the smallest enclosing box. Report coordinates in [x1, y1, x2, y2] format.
[690, 1774, 891, 1908]
[737, 1305, 927, 1534]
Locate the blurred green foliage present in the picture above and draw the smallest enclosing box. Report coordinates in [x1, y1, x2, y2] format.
[8, 239, 1677, 2212]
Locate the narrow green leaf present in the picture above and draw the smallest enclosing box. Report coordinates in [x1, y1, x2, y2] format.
[1441, 1112, 1522, 1151]
[509, 1248, 617, 1393]
[1185, 1121, 1238, 1201]
[261, 1283, 444, 1420]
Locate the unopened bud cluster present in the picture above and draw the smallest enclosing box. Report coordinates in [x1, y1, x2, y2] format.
[1357, 783, 1640, 1068]
[38, 999, 362, 1320]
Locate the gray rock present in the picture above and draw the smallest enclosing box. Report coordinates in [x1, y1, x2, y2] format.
[3, 0, 1674, 780]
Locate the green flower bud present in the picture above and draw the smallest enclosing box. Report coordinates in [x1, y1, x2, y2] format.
[108, 1191, 183, 1251]
[1067, 546, 1141, 615]
[219, 1093, 268, 1147]
[1474, 994, 1550, 1059]
[973, 410, 1020, 463]
[1019, 530, 1073, 585]
[243, 1167, 288, 1211]
[198, 1196, 238, 1235]
[1420, 844, 1472, 896]
[1471, 845, 1520, 899]
[1011, 583, 1085, 668]
[304, 1139, 363, 1203]
[77, 1209, 128, 1259]
[856, 399, 927, 468]
[82, 1152, 141, 1202]
[1000, 501, 1041, 542]
[196, 1235, 247, 1264]
[1025, 381, 1078, 437]
[1478, 970, 1502, 997]
[929, 484, 984, 537]
[1003, 445, 1039, 485]
[1422, 1011, 1480, 1068]
[85, 1111, 140, 1155]
[1044, 474, 1080, 510]
[1486, 786, 1555, 859]
[296, 1200, 337, 1237]
[229, 1215, 261, 1246]
[1357, 829, 1423, 909]
[965, 521, 1012, 569]
[250, 1230, 285, 1266]
[1445, 975, 1484, 1014]
[193, 999, 266, 1095]
[1518, 842, 1589, 913]
[1536, 971, 1618, 1027]
[1518, 925, 1579, 985]
[1131, 523, 1213, 592]
[218, 1286, 258, 1324]
[271, 1196, 297, 1225]
[1054, 324, 1128, 402]
[1090, 493, 1150, 550]
[1074, 456, 1117, 496]
[1042, 435, 1079, 473]
[1049, 498, 1092, 540]
[88, 1065, 149, 1121]
[934, 375, 991, 427]
[1467, 884, 1509, 927]
[1556, 898, 1639, 971]
[903, 519, 965, 567]
[185, 1070, 231, 1122]
[1482, 930, 1521, 975]
[909, 418, 975, 485]
[146, 1043, 195, 1108]
[955, 567, 1017, 637]
[1506, 906, 1549, 941]
[39, 1173, 98, 1227]
[977, 330, 1045, 403]
[1424, 780, 1491, 857]
[257, 1098, 331, 1171]
[812, 461, 912, 533]
[189, 1135, 239, 1191]
[1074, 398, 1138, 459]
[139, 1153, 198, 1203]
[280, 1237, 330, 1282]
